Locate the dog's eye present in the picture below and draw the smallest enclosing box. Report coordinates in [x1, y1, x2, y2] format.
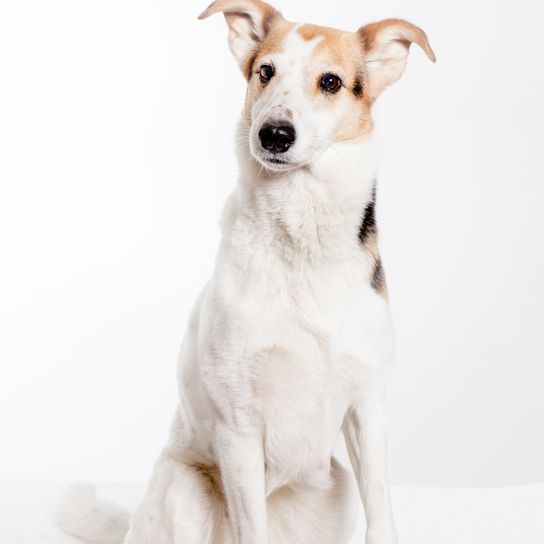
[259, 64, 275, 83]
[320, 73, 342, 94]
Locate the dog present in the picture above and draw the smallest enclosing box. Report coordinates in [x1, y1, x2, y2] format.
[57, 1, 434, 543]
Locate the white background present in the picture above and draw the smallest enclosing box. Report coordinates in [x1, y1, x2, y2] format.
[0, 0, 543, 489]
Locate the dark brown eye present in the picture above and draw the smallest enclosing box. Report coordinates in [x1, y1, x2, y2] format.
[259, 64, 275, 83]
[320, 73, 342, 93]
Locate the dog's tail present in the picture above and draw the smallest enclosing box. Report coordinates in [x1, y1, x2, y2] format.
[55, 483, 130, 544]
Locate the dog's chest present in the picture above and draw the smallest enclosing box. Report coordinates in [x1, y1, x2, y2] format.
[251, 276, 389, 492]
[257, 341, 350, 491]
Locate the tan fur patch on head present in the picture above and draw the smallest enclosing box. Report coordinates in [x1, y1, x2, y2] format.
[296, 24, 374, 141]
[255, 18, 295, 58]
[243, 19, 294, 118]
[297, 24, 362, 69]
[242, 18, 294, 81]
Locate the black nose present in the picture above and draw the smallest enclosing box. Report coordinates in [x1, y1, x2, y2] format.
[258, 123, 296, 154]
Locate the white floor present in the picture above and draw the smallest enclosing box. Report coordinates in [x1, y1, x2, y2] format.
[1, 482, 543, 543]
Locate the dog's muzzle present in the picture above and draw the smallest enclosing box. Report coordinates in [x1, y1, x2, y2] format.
[258, 122, 296, 154]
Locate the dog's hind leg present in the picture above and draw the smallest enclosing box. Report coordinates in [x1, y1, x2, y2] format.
[124, 451, 227, 544]
[267, 458, 358, 544]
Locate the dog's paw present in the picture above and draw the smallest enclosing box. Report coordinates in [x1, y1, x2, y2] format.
[365, 526, 399, 544]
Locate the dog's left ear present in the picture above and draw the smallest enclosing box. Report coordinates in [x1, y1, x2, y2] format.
[359, 19, 436, 101]
[198, 0, 283, 74]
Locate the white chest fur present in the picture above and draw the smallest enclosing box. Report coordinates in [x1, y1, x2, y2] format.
[188, 134, 393, 490]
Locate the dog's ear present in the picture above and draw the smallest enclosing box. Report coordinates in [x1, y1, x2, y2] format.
[358, 19, 435, 101]
[198, 0, 282, 72]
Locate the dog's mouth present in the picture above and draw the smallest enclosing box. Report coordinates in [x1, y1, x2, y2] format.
[265, 157, 291, 166]
[253, 153, 303, 173]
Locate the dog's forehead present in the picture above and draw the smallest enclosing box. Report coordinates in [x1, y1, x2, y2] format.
[259, 21, 360, 68]
[297, 23, 357, 62]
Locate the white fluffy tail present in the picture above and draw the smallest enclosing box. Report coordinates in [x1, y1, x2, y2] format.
[56, 483, 130, 544]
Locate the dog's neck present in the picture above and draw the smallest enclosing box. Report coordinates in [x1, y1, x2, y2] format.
[222, 127, 380, 265]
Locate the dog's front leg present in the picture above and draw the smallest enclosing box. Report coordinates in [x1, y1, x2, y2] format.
[215, 424, 268, 544]
[343, 377, 398, 544]
[202, 306, 268, 543]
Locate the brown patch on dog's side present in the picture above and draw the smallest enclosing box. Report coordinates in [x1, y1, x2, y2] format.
[358, 188, 388, 296]
[193, 463, 225, 499]
[371, 258, 387, 295]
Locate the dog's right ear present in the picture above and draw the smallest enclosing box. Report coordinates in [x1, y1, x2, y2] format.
[198, 0, 282, 74]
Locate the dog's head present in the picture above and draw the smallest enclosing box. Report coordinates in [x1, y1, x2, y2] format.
[199, 0, 435, 173]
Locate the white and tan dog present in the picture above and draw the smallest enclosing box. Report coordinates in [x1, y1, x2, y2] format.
[57, 1, 434, 543]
